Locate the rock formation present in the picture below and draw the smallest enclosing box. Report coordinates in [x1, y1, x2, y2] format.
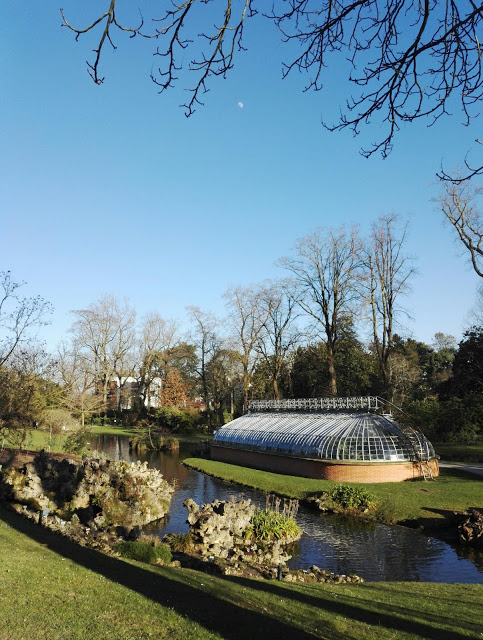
[458, 509, 483, 547]
[182, 497, 300, 566]
[0, 450, 173, 532]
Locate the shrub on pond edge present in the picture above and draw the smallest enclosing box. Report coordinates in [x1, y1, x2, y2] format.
[326, 485, 377, 513]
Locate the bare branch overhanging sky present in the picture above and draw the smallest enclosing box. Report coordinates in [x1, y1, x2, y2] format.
[1, 2, 481, 350]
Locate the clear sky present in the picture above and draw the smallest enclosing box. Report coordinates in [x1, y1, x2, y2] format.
[2, 2, 481, 351]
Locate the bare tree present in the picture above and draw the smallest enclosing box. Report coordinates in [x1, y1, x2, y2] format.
[255, 281, 301, 399]
[432, 332, 457, 352]
[279, 227, 361, 396]
[61, 1, 482, 177]
[224, 284, 270, 412]
[206, 347, 243, 423]
[70, 295, 136, 409]
[360, 215, 416, 398]
[56, 340, 105, 426]
[388, 351, 421, 405]
[137, 313, 180, 411]
[110, 302, 137, 412]
[0, 271, 52, 367]
[187, 306, 222, 424]
[439, 180, 483, 277]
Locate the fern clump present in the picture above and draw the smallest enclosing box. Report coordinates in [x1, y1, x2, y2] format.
[245, 509, 301, 542]
[164, 532, 195, 553]
[244, 496, 301, 543]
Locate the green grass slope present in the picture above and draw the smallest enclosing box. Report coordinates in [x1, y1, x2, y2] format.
[0, 506, 481, 640]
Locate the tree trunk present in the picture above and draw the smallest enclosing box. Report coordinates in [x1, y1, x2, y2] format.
[272, 376, 280, 400]
[327, 345, 337, 396]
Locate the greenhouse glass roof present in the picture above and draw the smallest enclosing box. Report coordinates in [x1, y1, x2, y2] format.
[213, 410, 435, 462]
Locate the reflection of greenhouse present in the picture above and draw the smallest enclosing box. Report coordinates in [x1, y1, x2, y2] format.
[212, 397, 439, 482]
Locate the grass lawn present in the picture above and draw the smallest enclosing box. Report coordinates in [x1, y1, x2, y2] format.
[435, 443, 483, 464]
[6, 427, 139, 456]
[19, 429, 68, 454]
[86, 425, 213, 443]
[90, 427, 213, 444]
[0, 506, 481, 640]
[91, 424, 138, 437]
[176, 433, 214, 443]
[183, 458, 483, 527]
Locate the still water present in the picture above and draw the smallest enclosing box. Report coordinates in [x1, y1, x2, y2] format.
[91, 435, 482, 584]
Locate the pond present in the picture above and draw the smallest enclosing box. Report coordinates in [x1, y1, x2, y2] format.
[90, 435, 483, 584]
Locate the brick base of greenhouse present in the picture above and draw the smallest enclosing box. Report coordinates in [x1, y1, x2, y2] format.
[211, 445, 440, 483]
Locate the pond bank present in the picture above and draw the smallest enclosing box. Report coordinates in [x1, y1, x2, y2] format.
[87, 435, 482, 582]
[2, 504, 481, 640]
[182, 457, 483, 545]
[6, 440, 481, 582]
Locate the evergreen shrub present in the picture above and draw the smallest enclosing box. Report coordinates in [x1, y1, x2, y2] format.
[155, 406, 201, 433]
[63, 428, 91, 454]
[115, 541, 172, 564]
[327, 485, 377, 513]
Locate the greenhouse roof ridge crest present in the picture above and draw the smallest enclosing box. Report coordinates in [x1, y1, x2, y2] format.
[248, 397, 380, 412]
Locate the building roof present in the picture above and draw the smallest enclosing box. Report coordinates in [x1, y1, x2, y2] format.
[213, 409, 435, 463]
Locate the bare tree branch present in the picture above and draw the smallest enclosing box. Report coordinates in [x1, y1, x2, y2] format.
[62, 0, 256, 115]
[61, 1, 483, 171]
[61, 2, 146, 85]
[438, 140, 483, 183]
[270, 0, 483, 166]
[0, 271, 53, 367]
[438, 179, 483, 276]
[152, 0, 256, 116]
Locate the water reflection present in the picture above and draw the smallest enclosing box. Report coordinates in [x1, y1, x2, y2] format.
[90, 435, 483, 584]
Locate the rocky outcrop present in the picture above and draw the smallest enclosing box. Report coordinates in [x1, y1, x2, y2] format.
[184, 497, 255, 559]
[8, 502, 120, 554]
[0, 450, 173, 532]
[173, 497, 363, 582]
[458, 509, 483, 547]
[182, 497, 301, 566]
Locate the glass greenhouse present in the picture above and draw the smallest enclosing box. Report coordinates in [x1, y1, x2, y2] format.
[213, 398, 435, 463]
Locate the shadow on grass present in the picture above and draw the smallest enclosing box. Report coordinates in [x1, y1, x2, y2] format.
[3, 505, 480, 640]
[0, 506, 328, 640]
[220, 575, 481, 640]
[418, 506, 476, 532]
[439, 467, 483, 480]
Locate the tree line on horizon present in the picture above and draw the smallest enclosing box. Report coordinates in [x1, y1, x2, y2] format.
[0, 212, 482, 448]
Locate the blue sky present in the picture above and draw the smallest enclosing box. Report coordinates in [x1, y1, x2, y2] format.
[1, 2, 481, 351]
